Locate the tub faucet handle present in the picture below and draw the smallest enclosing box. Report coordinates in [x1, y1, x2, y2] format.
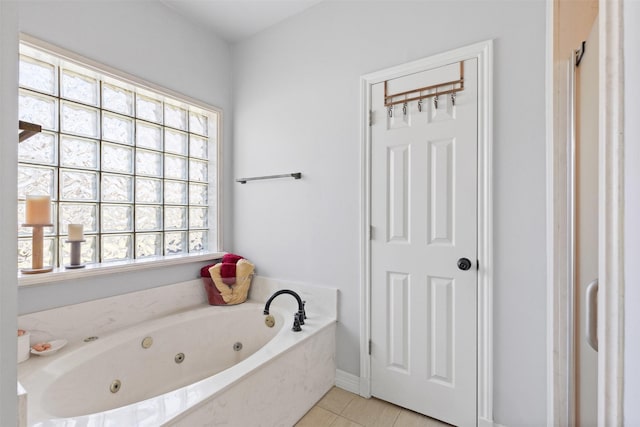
[302, 300, 307, 320]
[295, 309, 305, 326]
[292, 314, 302, 332]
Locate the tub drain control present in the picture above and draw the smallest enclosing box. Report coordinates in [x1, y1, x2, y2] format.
[141, 336, 153, 349]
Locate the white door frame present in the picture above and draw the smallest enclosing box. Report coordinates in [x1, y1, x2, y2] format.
[546, 0, 625, 425]
[359, 40, 494, 426]
[597, 0, 624, 423]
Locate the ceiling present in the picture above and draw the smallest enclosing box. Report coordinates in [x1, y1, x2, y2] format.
[160, 0, 324, 43]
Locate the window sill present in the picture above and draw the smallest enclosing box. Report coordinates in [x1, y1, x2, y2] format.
[18, 251, 224, 287]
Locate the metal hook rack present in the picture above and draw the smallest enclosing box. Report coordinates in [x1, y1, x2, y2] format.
[384, 61, 465, 109]
[236, 172, 302, 184]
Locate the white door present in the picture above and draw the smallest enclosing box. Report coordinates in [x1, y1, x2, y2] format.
[575, 16, 598, 427]
[370, 58, 478, 427]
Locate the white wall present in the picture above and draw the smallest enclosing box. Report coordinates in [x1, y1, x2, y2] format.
[13, 0, 233, 313]
[624, 0, 640, 424]
[0, 2, 19, 425]
[18, 1, 232, 115]
[232, 1, 547, 425]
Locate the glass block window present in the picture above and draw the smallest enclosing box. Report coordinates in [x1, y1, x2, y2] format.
[18, 43, 218, 269]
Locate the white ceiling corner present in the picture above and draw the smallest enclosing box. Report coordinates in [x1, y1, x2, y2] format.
[160, 0, 324, 43]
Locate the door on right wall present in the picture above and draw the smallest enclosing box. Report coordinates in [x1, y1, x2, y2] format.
[370, 58, 478, 427]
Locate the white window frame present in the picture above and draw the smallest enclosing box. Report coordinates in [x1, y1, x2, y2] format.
[17, 34, 223, 286]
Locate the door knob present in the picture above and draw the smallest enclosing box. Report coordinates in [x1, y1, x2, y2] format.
[457, 258, 472, 271]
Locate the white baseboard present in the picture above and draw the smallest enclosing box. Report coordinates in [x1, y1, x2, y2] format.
[335, 369, 360, 394]
[479, 418, 505, 427]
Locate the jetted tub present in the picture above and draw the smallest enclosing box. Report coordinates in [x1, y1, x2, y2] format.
[19, 300, 336, 426]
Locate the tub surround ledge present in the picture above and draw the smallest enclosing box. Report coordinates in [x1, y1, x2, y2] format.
[18, 276, 337, 346]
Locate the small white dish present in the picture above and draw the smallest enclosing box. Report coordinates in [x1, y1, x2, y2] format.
[30, 339, 67, 356]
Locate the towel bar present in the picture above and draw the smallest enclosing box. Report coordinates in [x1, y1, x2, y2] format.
[236, 172, 302, 184]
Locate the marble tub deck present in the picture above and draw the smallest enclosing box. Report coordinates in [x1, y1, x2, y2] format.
[18, 277, 338, 427]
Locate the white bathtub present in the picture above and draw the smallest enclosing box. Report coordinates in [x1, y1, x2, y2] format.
[19, 297, 336, 426]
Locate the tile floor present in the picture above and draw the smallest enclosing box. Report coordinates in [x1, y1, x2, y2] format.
[295, 387, 452, 427]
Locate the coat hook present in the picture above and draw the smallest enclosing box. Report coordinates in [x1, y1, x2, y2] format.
[451, 92, 456, 106]
[434, 94, 439, 110]
[402, 102, 408, 116]
[417, 99, 423, 112]
[388, 105, 393, 118]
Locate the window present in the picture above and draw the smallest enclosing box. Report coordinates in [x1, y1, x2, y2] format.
[17, 42, 218, 269]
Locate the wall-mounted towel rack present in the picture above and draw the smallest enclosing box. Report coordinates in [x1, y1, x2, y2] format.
[236, 172, 302, 184]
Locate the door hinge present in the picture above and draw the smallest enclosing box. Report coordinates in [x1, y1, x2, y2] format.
[369, 225, 374, 240]
[369, 110, 373, 126]
[368, 339, 372, 355]
[477, 259, 480, 270]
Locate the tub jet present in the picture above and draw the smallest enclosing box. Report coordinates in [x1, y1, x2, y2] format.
[233, 342, 243, 351]
[175, 353, 185, 363]
[110, 380, 121, 393]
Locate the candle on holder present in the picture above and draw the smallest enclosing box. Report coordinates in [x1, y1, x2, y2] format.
[68, 224, 84, 241]
[25, 195, 51, 225]
[66, 223, 86, 269]
[21, 194, 53, 274]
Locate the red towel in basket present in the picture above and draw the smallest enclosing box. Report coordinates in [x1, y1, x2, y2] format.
[220, 253, 244, 285]
[200, 264, 216, 277]
[222, 253, 243, 264]
[220, 263, 236, 285]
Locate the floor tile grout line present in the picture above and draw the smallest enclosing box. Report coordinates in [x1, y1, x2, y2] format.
[389, 410, 402, 427]
[308, 387, 444, 427]
[328, 413, 364, 427]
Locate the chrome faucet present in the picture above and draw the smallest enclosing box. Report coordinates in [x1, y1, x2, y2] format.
[263, 289, 306, 332]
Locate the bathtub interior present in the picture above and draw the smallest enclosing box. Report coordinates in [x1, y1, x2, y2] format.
[36, 304, 283, 418]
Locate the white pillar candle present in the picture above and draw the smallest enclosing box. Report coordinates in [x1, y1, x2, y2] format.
[68, 224, 84, 241]
[25, 195, 51, 225]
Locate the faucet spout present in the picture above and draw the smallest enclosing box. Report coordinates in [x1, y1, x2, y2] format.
[263, 289, 306, 331]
